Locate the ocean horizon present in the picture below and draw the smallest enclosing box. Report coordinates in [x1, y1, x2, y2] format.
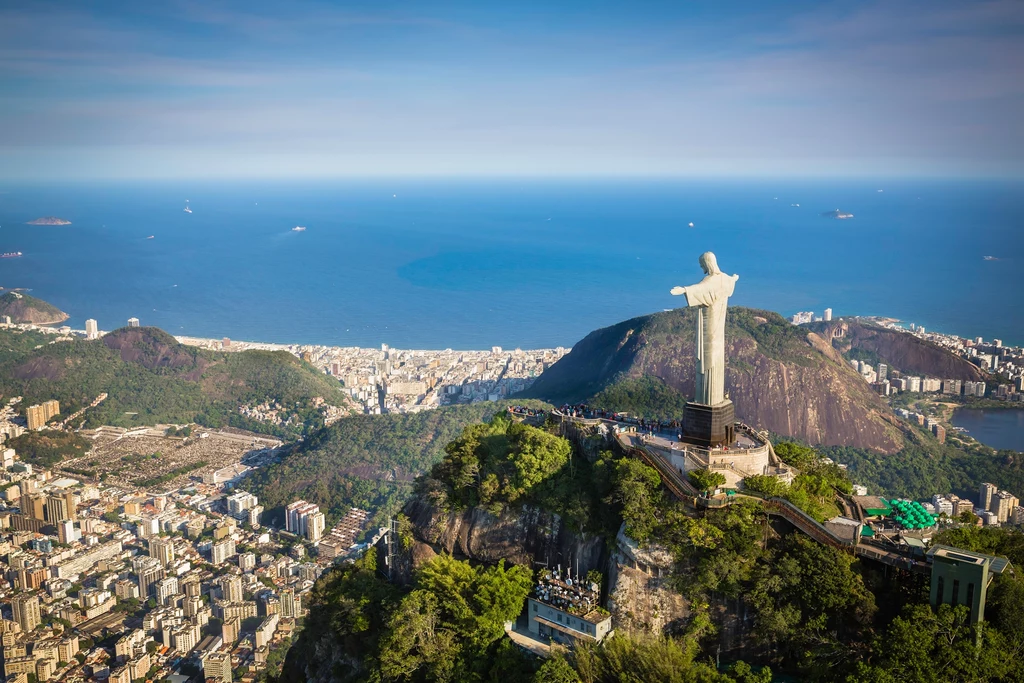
[1, 178, 1021, 349]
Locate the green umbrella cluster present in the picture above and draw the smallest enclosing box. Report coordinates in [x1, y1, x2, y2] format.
[885, 499, 938, 529]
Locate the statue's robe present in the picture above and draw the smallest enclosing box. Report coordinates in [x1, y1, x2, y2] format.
[682, 271, 739, 406]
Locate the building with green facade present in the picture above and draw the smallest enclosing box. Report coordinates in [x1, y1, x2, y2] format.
[926, 544, 1012, 625]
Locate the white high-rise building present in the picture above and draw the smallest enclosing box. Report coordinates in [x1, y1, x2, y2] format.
[823, 308, 832, 321]
[285, 500, 326, 541]
[226, 491, 258, 519]
[211, 538, 236, 565]
[307, 510, 325, 542]
[85, 319, 99, 339]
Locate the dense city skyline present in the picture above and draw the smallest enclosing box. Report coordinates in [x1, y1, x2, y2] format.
[2, 0, 1022, 180]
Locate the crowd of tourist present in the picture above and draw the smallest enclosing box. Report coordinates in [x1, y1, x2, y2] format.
[556, 404, 683, 435]
[506, 405, 548, 418]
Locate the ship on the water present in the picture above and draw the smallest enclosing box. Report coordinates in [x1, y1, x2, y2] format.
[0, 252, 22, 259]
[292, 226, 306, 232]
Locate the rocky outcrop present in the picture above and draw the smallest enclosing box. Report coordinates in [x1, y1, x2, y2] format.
[0, 292, 68, 325]
[404, 495, 605, 577]
[523, 307, 904, 453]
[608, 527, 688, 634]
[810, 319, 987, 381]
[608, 563, 688, 634]
[103, 327, 208, 379]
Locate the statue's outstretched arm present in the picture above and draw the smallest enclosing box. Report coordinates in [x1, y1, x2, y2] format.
[670, 286, 686, 296]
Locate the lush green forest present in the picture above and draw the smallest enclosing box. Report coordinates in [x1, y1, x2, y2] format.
[0, 326, 350, 438]
[0, 327, 55, 355]
[422, 411, 669, 539]
[281, 408, 1024, 682]
[247, 401, 552, 529]
[588, 376, 689, 421]
[743, 441, 853, 521]
[5, 430, 91, 467]
[280, 548, 774, 683]
[821, 437, 1024, 502]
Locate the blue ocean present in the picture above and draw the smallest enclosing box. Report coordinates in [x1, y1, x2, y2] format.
[0, 179, 1021, 349]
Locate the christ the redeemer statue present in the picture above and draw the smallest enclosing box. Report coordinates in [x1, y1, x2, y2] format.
[670, 251, 739, 407]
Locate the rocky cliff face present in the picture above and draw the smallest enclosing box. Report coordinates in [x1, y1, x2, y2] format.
[523, 307, 904, 453]
[403, 495, 605, 578]
[608, 528, 688, 634]
[809, 320, 987, 381]
[103, 326, 207, 377]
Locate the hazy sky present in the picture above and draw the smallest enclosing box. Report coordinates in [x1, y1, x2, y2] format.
[2, 0, 1022, 179]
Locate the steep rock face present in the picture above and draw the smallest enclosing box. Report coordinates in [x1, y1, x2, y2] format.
[607, 563, 688, 634]
[523, 307, 904, 453]
[404, 495, 605, 577]
[608, 530, 688, 634]
[810, 320, 987, 381]
[103, 326, 207, 378]
[9, 356, 66, 382]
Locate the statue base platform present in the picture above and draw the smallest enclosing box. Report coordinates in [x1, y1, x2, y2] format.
[682, 400, 735, 448]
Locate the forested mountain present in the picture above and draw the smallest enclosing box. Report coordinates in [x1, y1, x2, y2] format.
[246, 400, 552, 527]
[0, 325, 351, 438]
[280, 414, 1024, 683]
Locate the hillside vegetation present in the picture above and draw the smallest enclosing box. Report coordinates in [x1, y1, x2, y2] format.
[282, 414, 1024, 683]
[521, 307, 904, 452]
[0, 326, 350, 438]
[247, 400, 551, 528]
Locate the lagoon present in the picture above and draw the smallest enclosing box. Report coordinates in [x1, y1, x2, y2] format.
[951, 408, 1024, 452]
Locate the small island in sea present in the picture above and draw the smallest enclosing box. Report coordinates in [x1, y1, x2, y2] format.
[822, 209, 854, 219]
[27, 216, 72, 225]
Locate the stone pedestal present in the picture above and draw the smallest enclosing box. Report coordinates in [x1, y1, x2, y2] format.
[682, 400, 735, 448]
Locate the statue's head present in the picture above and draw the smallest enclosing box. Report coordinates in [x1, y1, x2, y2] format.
[699, 251, 720, 275]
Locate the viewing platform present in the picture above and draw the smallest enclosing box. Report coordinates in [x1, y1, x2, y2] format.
[551, 406, 787, 488]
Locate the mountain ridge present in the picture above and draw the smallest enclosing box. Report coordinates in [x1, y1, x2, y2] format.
[807, 318, 988, 381]
[0, 324, 351, 438]
[521, 306, 906, 453]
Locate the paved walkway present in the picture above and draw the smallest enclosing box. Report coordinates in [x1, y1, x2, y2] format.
[506, 627, 553, 657]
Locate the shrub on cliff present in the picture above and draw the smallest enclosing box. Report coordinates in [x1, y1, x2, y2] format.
[429, 413, 571, 511]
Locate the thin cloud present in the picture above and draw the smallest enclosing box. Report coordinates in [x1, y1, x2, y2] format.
[0, 0, 1020, 178]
